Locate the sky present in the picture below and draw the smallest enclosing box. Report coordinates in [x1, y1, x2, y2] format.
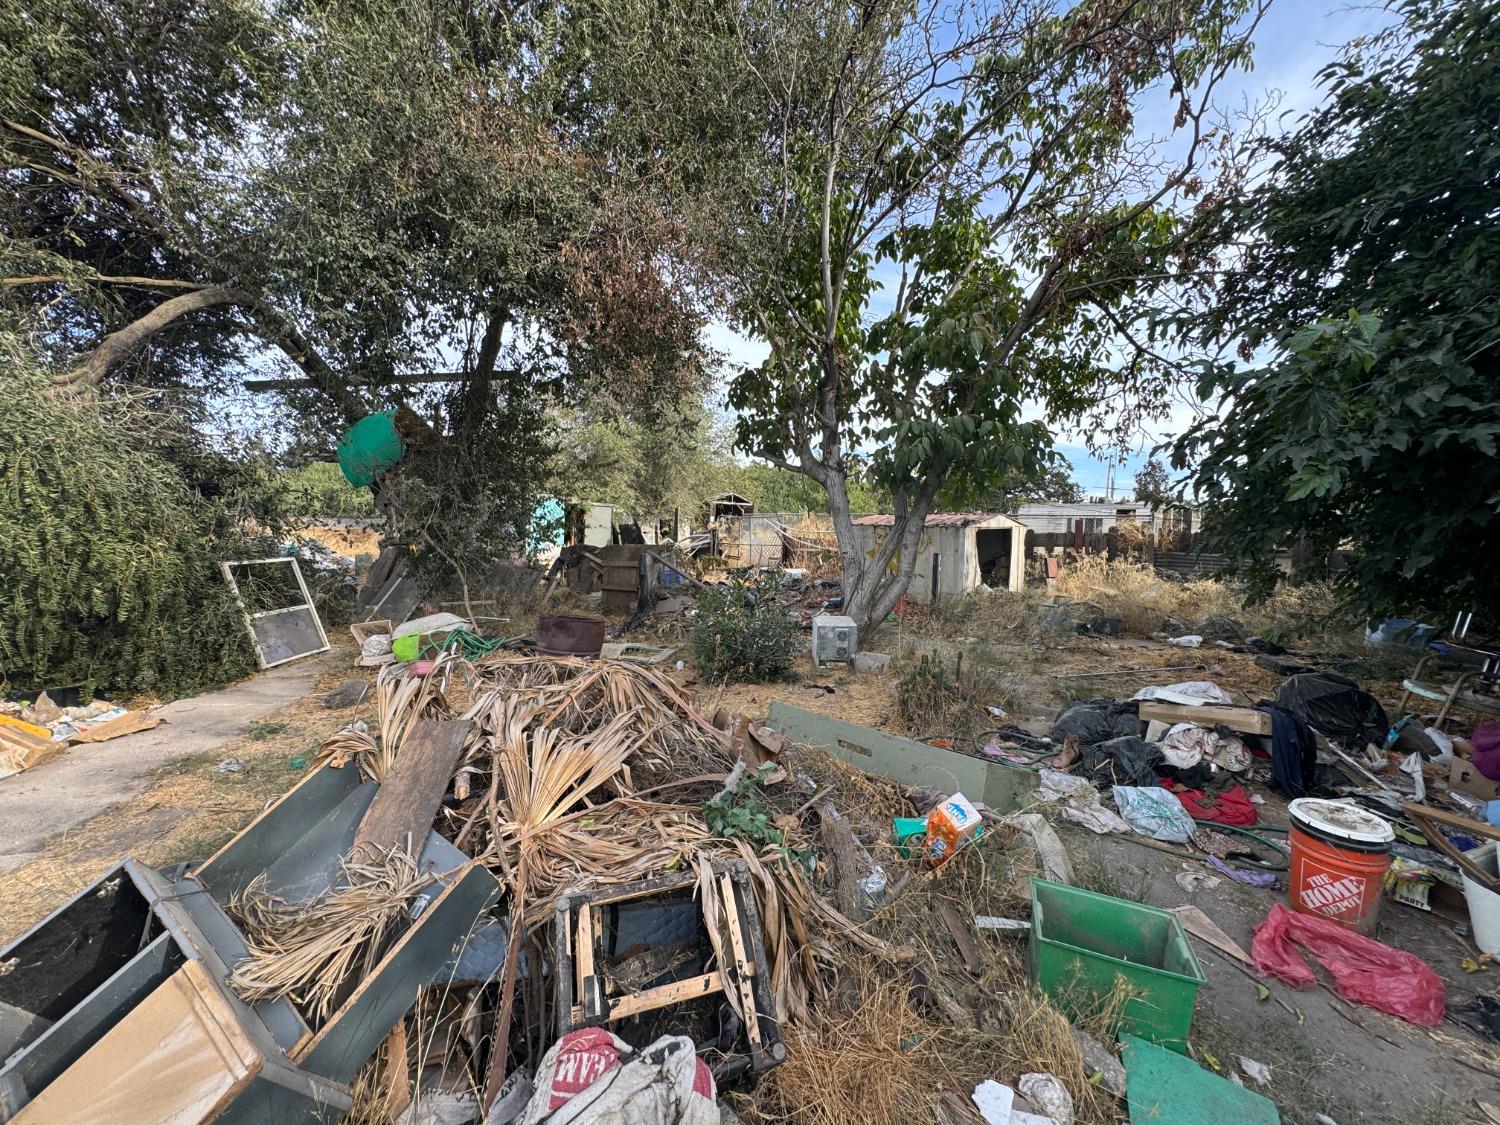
[706, 1, 1399, 502]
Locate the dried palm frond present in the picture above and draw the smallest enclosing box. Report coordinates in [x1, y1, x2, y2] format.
[314, 721, 379, 777]
[372, 655, 456, 781]
[227, 848, 433, 1023]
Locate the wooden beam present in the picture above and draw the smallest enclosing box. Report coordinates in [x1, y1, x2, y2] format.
[244, 371, 519, 392]
[1137, 701, 1273, 736]
[353, 718, 472, 859]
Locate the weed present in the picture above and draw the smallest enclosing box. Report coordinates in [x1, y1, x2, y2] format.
[896, 647, 1023, 739]
[693, 572, 801, 682]
[246, 720, 288, 741]
[1070, 852, 1151, 903]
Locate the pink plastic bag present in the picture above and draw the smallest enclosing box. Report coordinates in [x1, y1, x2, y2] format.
[1251, 902, 1444, 1026]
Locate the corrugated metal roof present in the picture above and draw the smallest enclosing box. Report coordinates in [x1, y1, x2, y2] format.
[850, 512, 1006, 528]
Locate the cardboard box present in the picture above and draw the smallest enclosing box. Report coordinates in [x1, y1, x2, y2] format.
[1450, 758, 1500, 801]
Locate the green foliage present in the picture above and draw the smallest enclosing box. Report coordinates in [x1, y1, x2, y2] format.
[728, 462, 887, 516]
[0, 362, 264, 697]
[692, 573, 801, 682]
[1132, 459, 1172, 508]
[282, 463, 373, 518]
[724, 0, 1267, 629]
[701, 763, 787, 850]
[1177, 0, 1500, 621]
[944, 456, 1084, 512]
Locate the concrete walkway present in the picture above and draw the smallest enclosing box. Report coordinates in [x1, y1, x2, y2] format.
[0, 655, 336, 874]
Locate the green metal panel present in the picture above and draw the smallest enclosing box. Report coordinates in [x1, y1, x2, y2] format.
[1123, 1034, 1280, 1124]
[1029, 879, 1204, 1053]
[764, 702, 1038, 813]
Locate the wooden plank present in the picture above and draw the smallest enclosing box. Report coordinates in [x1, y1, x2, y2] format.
[1403, 803, 1500, 889]
[1170, 905, 1251, 965]
[1402, 802, 1500, 842]
[353, 719, 472, 858]
[719, 873, 763, 1053]
[1137, 701, 1273, 736]
[604, 973, 722, 1022]
[937, 904, 985, 976]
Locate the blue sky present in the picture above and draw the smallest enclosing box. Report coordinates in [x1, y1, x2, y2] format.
[707, 1, 1399, 501]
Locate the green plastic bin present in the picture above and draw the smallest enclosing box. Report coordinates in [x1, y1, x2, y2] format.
[1029, 878, 1204, 1053]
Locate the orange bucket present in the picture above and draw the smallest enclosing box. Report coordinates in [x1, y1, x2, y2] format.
[1287, 798, 1394, 934]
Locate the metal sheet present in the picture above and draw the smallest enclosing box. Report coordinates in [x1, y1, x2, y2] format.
[764, 702, 1037, 813]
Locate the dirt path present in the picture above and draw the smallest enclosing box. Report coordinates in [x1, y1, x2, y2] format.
[0, 652, 340, 875]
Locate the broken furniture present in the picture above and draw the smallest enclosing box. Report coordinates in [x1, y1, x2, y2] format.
[0, 758, 499, 1121]
[1398, 642, 1500, 732]
[553, 864, 785, 1078]
[1136, 701, 1274, 737]
[196, 756, 501, 1083]
[1029, 879, 1205, 1053]
[766, 702, 1038, 813]
[10, 960, 351, 1124]
[220, 557, 330, 669]
[0, 858, 348, 1122]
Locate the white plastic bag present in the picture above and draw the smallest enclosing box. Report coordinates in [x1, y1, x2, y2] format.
[1112, 786, 1197, 844]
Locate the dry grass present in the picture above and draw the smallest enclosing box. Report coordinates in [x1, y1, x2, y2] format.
[228, 847, 431, 1023]
[1054, 556, 1341, 639]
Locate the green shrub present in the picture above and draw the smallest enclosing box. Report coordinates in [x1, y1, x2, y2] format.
[692, 572, 801, 682]
[0, 365, 268, 697]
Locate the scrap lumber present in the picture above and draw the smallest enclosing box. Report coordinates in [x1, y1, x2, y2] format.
[1403, 802, 1500, 889]
[353, 718, 472, 859]
[0, 724, 63, 778]
[1137, 701, 1273, 736]
[1170, 905, 1252, 965]
[937, 904, 985, 976]
[819, 808, 864, 919]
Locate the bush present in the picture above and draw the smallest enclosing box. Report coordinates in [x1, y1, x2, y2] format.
[0, 366, 273, 697]
[692, 572, 801, 682]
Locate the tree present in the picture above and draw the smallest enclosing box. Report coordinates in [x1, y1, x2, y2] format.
[1174, 0, 1500, 620]
[1133, 458, 1172, 507]
[1, 0, 738, 587]
[726, 0, 1269, 633]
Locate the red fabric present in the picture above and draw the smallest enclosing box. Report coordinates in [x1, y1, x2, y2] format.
[546, 1028, 624, 1110]
[1161, 781, 1258, 826]
[1251, 902, 1445, 1026]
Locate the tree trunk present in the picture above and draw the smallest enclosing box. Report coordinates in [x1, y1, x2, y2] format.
[53, 286, 254, 391]
[825, 461, 939, 636]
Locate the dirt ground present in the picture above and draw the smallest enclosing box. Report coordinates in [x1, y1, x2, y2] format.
[2, 599, 1495, 1123]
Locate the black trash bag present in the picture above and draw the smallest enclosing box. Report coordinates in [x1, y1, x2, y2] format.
[1050, 699, 1145, 745]
[1273, 672, 1389, 749]
[1079, 736, 1163, 788]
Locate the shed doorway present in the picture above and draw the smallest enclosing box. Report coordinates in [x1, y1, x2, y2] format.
[976, 528, 1013, 589]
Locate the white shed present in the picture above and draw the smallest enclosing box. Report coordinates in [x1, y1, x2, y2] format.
[849, 512, 1027, 603]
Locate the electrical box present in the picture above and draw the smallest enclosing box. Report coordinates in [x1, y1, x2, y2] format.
[811, 615, 858, 668]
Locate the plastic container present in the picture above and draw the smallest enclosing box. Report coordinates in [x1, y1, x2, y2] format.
[1287, 798, 1394, 934]
[1460, 841, 1500, 955]
[925, 793, 982, 868]
[1029, 878, 1204, 1053]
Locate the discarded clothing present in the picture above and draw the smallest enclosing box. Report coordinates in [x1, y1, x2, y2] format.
[520, 1028, 716, 1125]
[1207, 855, 1278, 888]
[1273, 672, 1389, 750]
[1037, 768, 1132, 834]
[1131, 681, 1233, 707]
[1163, 781, 1258, 827]
[1112, 786, 1197, 844]
[1255, 703, 1318, 799]
[1251, 902, 1444, 1027]
[1472, 722, 1500, 782]
[1160, 722, 1251, 772]
[1050, 699, 1145, 745]
[1079, 736, 1163, 788]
